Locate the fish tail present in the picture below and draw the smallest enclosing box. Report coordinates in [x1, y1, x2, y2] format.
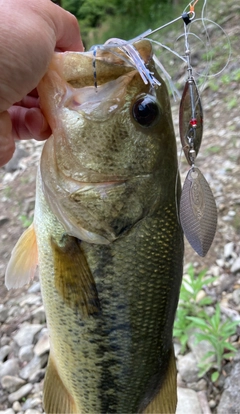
[143, 347, 177, 414]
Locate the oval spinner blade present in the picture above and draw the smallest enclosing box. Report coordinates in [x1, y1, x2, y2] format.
[180, 168, 217, 256]
[179, 79, 203, 165]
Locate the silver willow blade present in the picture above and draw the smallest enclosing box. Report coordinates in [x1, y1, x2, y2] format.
[180, 167, 217, 257]
[179, 78, 203, 166]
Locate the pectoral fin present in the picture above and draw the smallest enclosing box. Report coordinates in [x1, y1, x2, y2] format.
[51, 235, 101, 318]
[143, 347, 177, 414]
[44, 354, 77, 414]
[5, 223, 38, 290]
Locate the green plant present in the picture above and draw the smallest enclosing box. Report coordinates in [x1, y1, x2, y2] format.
[227, 97, 238, 110]
[233, 68, 240, 82]
[207, 79, 219, 92]
[205, 145, 221, 155]
[187, 304, 238, 382]
[173, 265, 216, 352]
[19, 214, 33, 228]
[3, 186, 12, 198]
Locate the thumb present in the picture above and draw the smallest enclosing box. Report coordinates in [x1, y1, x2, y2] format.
[0, 111, 15, 167]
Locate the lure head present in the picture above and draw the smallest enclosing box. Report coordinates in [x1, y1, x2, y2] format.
[38, 39, 178, 243]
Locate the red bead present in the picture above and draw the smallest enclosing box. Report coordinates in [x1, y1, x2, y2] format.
[190, 118, 197, 126]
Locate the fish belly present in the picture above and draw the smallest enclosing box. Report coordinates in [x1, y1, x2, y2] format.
[35, 173, 183, 414]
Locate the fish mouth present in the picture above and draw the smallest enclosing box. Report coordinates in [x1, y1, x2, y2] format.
[57, 168, 151, 194]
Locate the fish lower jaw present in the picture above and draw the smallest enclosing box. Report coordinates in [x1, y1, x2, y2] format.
[68, 179, 127, 192]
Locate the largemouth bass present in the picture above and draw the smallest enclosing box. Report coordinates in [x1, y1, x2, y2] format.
[6, 39, 183, 413]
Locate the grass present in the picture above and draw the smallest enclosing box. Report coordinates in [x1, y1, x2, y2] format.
[174, 265, 238, 382]
[188, 304, 238, 381]
[19, 214, 33, 228]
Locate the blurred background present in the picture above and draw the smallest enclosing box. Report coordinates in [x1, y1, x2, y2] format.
[55, 0, 184, 49]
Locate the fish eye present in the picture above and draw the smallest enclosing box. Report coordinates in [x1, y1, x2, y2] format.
[132, 95, 161, 127]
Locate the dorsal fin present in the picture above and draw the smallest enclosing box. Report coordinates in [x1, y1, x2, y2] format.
[5, 223, 38, 290]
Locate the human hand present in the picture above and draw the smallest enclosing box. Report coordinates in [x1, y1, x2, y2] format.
[0, 0, 83, 167]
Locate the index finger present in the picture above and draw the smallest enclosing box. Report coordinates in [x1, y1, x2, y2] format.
[49, 4, 84, 52]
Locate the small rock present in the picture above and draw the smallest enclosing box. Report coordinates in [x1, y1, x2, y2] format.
[32, 381, 43, 394]
[34, 332, 49, 356]
[177, 352, 199, 383]
[233, 350, 240, 362]
[232, 288, 240, 306]
[217, 361, 240, 413]
[220, 305, 240, 323]
[0, 336, 10, 346]
[0, 359, 19, 379]
[31, 306, 46, 324]
[231, 257, 240, 274]
[176, 387, 202, 414]
[14, 324, 42, 347]
[19, 295, 40, 307]
[217, 273, 236, 294]
[22, 397, 42, 410]
[4, 146, 29, 172]
[25, 410, 41, 414]
[0, 304, 8, 322]
[0, 345, 11, 362]
[188, 331, 215, 365]
[222, 215, 233, 222]
[196, 289, 206, 303]
[8, 383, 33, 404]
[209, 399, 217, 408]
[19, 345, 34, 363]
[29, 369, 45, 384]
[174, 342, 182, 357]
[12, 401, 22, 412]
[19, 354, 48, 380]
[0, 216, 9, 226]
[1, 375, 25, 393]
[28, 282, 41, 294]
[187, 378, 207, 391]
[0, 409, 15, 414]
[216, 259, 225, 268]
[210, 265, 220, 277]
[224, 242, 235, 259]
[8, 306, 20, 318]
[177, 372, 185, 388]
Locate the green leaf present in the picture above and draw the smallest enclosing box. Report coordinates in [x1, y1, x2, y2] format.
[198, 361, 214, 377]
[204, 276, 217, 285]
[201, 351, 215, 361]
[187, 317, 210, 330]
[221, 320, 239, 332]
[211, 371, 220, 382]
[198, 297, 213, 306]
[223, 343, 237, 352]
[223, 351, 237, 359]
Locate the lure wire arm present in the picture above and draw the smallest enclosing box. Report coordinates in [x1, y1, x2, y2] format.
[179, 0, 218, 257]
[181, 10, 200, 167]
[143, 9, 195, 39]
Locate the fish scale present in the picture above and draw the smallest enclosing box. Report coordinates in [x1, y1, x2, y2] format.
[6, 39, 183, 413]
[37, 185, 182, 413]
